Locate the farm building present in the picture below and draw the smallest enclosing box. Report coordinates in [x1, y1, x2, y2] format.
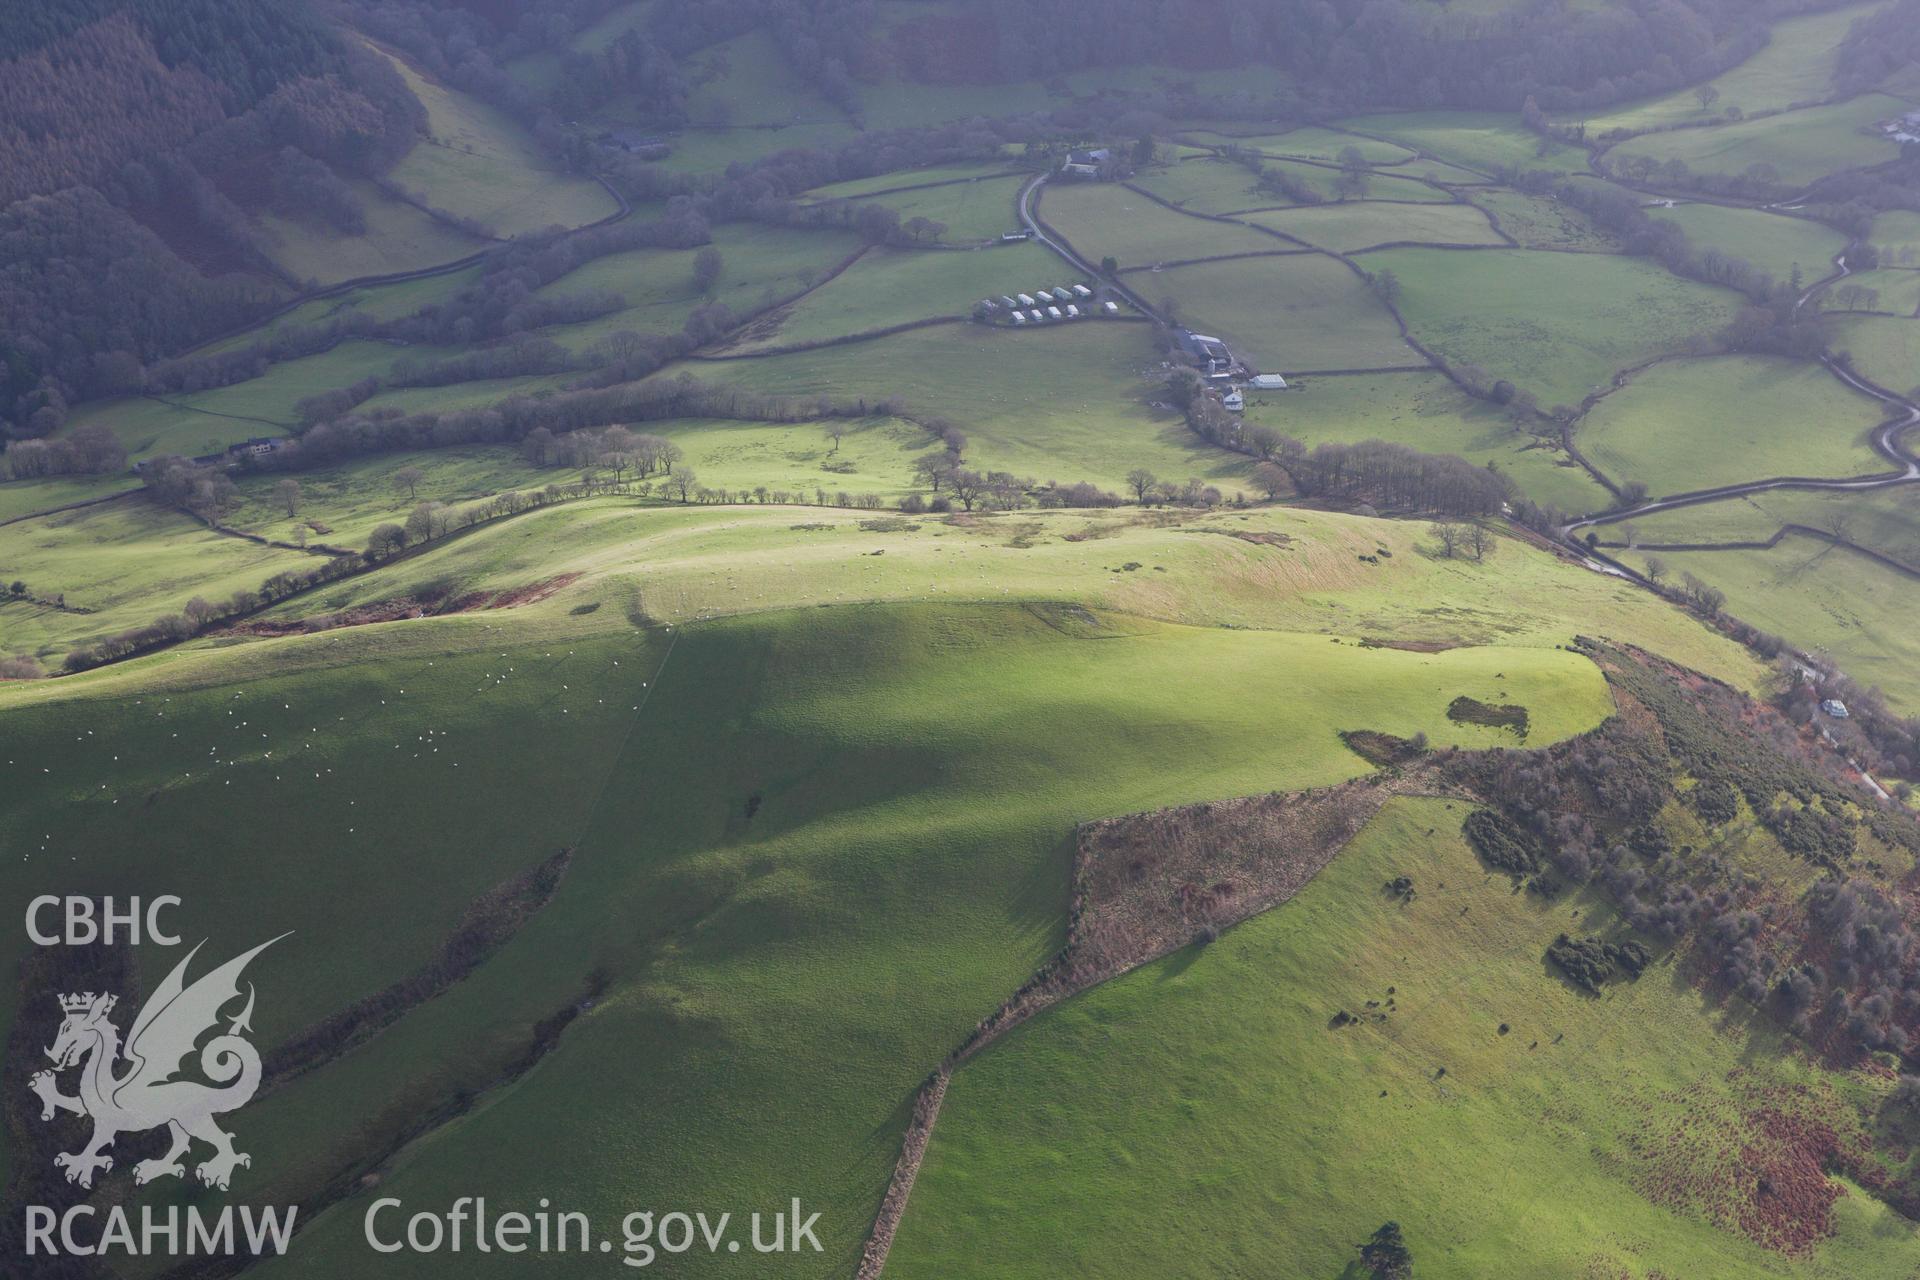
[1000, 295, 1019, 308]
[1179, 330, 1235, 377]
[1051, 287, 1074, 302]
[1010, 312, 1027, 325]
[1000, 230, 1033, 243]
[1072, 284, 1093, 298]
[1249, 373, 1289, 390]
[1822, 699, 1850, 719]
[1222, 389, 1244, 412]
[1102, 300, 1121, 315]
[1028, 309, 1046, 322]
[1065, 304, 1080, 318]
[1047, 306, 1064, 319]
[1062, 147, 1111, 177]
[1017, 293, 1036, 307]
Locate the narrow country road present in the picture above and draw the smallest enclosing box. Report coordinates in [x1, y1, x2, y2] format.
[1017, 173, 1163, 321]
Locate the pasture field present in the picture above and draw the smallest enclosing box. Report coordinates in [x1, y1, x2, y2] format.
[241, 502, 1760, 688]
[506, 0, 653, 89]
[841, 175, 1027, 243]
[1149, 254, 1418, 372]
[653, 321, 1247, 492]
[357, 371, 577, 416]
[1334, 110, 1589, 173]
[1185, 126, 1417, 164]
[200, 265, 487, 356]
[1869, 210, 1920, 266]
[0, 497, 319, 665]
[1036, 181, 1283, 266]
[1578, 355, 1889, 494]
[1240, 370, 1609, 513]
[1242, 200, 1506, 251]
[1827, 268, 1920, 317]
[1619, 535, 1920, 710]
[258, 178, 486, 288]
[616, 415, 932, 499]
[683, 28, 849, 126]
[1361, 247, 1744, 407]
[1826, 314, 1920, 394]
[221, 446, 560, 547]
[802, 163, 1024, 201]
[647, 122, 866, 173]
[1605, 95, 1907, 188]
[201, 603, 1609, 1279]
[720, 242, 1068, 351]
[535, 223, 864, 350]
[1578, 2, 1886, 136]
[1609, 486, 1920, 568]
[890, 794, 1920, 1280]
[1468, 189, 1621, 251]
[378, 53, 619, 236]
[1652, 203, 1847, 284]
[1129, 158, 1274, 214]
[0, 473, 139, 525]
[67, 340, 455, 458]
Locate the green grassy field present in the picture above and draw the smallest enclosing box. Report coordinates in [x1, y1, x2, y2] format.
[1578, 2, 1887, 136]
[720, 242, 1069, 351]
[1185, 127, 1417, 164]
[1578, 355, 1889, 494]
[1468, 189, 1622, 251]
[192, 604, 1608, 1279]
[238, 502, 1760, 689]
[1619, 535, 1920, 710]
[535, 223, 864, 351]
[0, 473, 139, 524]
[221, 446, 560, 548]
[1150, 254, 1418, 372]
[651, 321, 1248, 492]
[1036, 181, 1283, 266]
[1129, 158, 1275, 215]
[1361, 247, 1744, 407]
[1826, 268, 1920, 317]
[1605, 95, 1906, 188]
[66, 340, 451, 459]
[890, 793, 1920, 1279]
[802, 164, 1024, 201]
[378, 52, 618, 236]
[258, 179, 487, 288]
[1826, 314, 1920, 395]
[682, 28, 849, 126]
[1242, 201, 1506, 251]
[1334, 110, 1589, 174]
[1869, 211, 1920, 266]
[0, 497, 319, 664]
[1609, 486, 1920, 569]
[1652, 204, 1847, 284]
[839, 174, 1027, 243]
[1241, 371, 1609, 513]
[200, 266, 487, 357]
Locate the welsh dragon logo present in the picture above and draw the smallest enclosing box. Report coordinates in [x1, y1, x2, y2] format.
[29, 935, 285, 1191]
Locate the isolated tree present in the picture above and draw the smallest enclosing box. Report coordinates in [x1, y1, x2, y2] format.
[1695, 84, 1721, 111]
[365, 523, 406, 562]
[1465, 522, 1496, 562]
[405, 501, 444, 545]
[1099, 255, 1119, 277]
[1132, 135, 1155, 165]
[671, 468, 697, 503]
[1358, 1222, 1413, 1279]
[394, 466, 425, 501]
[1127, 468, 1158, 503]
[949, 468, 985, 511]
[1370, 268, 1402, 305]
[1643, 554, 1668, 585]
[1616, 480, 1648, 510]
[826, 422, 847, 454]
[275, 478, 301, 518]
[692, 246, 724, 293]
[1825, 510, 1857, 544]
[1429, 521, 1463, 558]
[1253, 461, 1289, 499]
